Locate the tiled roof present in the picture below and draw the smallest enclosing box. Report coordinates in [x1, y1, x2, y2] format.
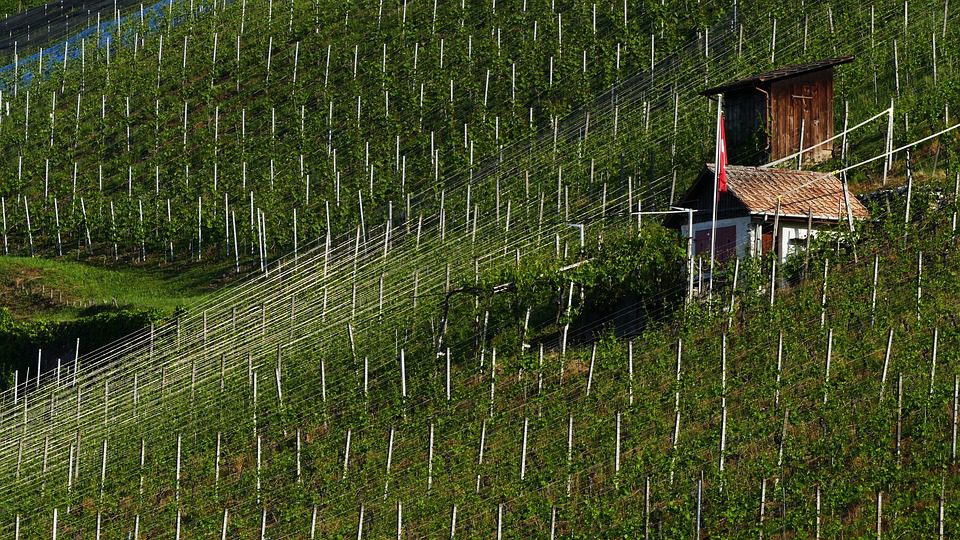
[705, 164, 871, 220]
[701, 56, 854, 95]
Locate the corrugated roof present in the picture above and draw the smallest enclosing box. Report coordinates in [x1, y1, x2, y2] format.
[701, 56, 854, 95]
[705, 164, 871, 220]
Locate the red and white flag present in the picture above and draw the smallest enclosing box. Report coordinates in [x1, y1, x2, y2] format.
[717, 114, 728, 192]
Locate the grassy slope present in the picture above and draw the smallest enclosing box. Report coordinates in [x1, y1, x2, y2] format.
[0, 256, 219, 320]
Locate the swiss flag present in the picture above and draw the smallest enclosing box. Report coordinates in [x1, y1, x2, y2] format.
[717, 114, 728, 192]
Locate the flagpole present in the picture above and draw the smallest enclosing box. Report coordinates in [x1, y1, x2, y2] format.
[708, 94, 723, 301]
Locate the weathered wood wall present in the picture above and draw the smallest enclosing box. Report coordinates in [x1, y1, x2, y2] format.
[769, 70, 835, 164]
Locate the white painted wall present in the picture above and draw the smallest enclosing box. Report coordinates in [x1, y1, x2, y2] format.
[682, 217, 819, 264]
[778, 223, 818, 264]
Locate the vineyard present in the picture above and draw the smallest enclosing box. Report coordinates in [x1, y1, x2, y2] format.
[0, 0, 958, 535]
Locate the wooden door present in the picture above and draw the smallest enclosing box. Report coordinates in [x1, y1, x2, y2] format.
[695, 225, 738, 263]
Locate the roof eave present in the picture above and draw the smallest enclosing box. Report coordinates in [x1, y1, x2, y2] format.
[701, 55, 855, 96]
[747, 210, 870, 221]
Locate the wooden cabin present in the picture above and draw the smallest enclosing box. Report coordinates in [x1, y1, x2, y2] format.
[668, 164, 870, 264]
[702, 56, 854, 166]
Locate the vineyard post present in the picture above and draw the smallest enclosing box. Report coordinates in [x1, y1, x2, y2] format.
[681, 207, 693, 301]
[933, 31, 938, 84]
[628, 340, 634, 406]
[952, 375, 958, 463]
[99, 438, 107, 502]
[550, 506, 557, 540]
[395, 500, 403, 539]
[815, 485, 821, 539]
[213, 431, 220, 490]
[321, 357, 327, 413]
[489, 349, 496, 418]
[778, 409, 789, 474]
[586, 343, 595, 395]
[310, 506, 317, 539]
[775, 330, 784, 409]
[670, 339, 682, 484]
[343, 429, 352, 480]
[428, 422, 435, 491]
[929, 328, 939, 403]
[727, 258, 739, 328]
[476, 420, 486, 493]
[770, 200, 781, 307]
[296, 428, 302, 483]
[383, 427, 394, 499]
[24, 197, 33, 256]
[138, 438, 144, 496]
[937, 474, 946, 538]
[175, 433, 182, 501]
[52, 508, 57, 540]
[400, 349, 407, 401]
[220, 509, 228, 540]
[916, 252, 922, 320]
[257, 435, 262, 501]
[615, 411, 622, 478]
[53, 199, 62, 256]
[537, 345, 545, 411]
[520, 417, 529, 481]
[894, 41, 901, 97]
[896, 373, 903, 463]
[820, 259, 830, 328]
[634, 475, 647, 538]
[67, 444, 74, 509]
[79, 197, 91, 250]
[953, 172, 959, 232]
[877, 491, 883, 538]
[719, 334, 727, 488]
[803, 206, 813, 279]
[759, 478, 767, 537]
[274, 366, 283, 409]
[695, 471, 703, 539]
[252, 370, 258, 435]
[871, 255, 879, 326]
[497, 503, 504, 540]
[770, 18, 777, 64]
[2, 196, 7, 254]
[904, 152, 914, 246]
[823, 330, 833, 404]
[883, 101, 894, 185]
[879, 328, 894, 403]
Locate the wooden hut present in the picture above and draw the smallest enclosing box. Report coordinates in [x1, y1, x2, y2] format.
[702, 56, 854, 166]
[667, 164, 870, 264]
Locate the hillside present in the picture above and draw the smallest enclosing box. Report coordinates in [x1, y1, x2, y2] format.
[0, 0, 953, 362]
[0, 174, 958, 536]
[0, 0, 958, 536]
[0, 0, 950, 269]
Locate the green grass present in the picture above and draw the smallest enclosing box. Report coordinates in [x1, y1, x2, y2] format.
[0, 256, 220, 320]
